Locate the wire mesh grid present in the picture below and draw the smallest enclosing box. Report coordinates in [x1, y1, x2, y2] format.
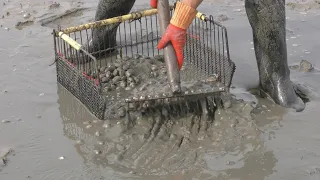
[53, 8, 235, 119]
[181, 15, 235, 89]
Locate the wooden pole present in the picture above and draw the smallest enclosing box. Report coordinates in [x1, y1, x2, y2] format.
[157, 0, 181, 94]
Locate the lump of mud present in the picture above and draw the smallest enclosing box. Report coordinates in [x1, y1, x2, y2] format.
[49, 2, 60, 10]
[15, 20, 34, 30]
[0, 148, 14, 166]
[286, 1, 320, 10]
[214, 14, 229, 22]
[289, 59, 314, 72]
[299, 59, 314, 72]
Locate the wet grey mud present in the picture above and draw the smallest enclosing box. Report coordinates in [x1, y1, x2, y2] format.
[1, 0, 320, 180]
[94, 54, 223, 120]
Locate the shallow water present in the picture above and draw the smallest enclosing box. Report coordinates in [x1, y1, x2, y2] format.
[1, 0, 320, 180]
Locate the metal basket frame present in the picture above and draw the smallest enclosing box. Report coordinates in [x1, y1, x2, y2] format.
[53, 6, 235, 120]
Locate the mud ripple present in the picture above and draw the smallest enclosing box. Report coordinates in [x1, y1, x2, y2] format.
[39, 7, 89, 28]
[57, 83, 276, 178]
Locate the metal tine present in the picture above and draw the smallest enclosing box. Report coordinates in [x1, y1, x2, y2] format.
[196, 99, 203, 115]
[118, 23, 122, 59]
[201, 19, 207, 75]
[221, 27, 225, 85]
[134, 20, 138, 55]
[149, 15, 154, 57]
[191, 100, 198, 114]
[56, 35, 61, 56]
[123, 21, 128, 56]
[174, 97, 181, 117]
[177, 97, 184, 117]
[168, 101, 176, 117]
[62, 37, 67, 60]
[191, 19, 195, 66]
[140, 101, 147, 116]
[133, 102, 138, 112]
[86, 29, 91, 72]
[170, 98, 177, 117]
[86, 29, 90, 72]
[156, 99, 165, 118]
[108, 26, 113, 63]
[179, 98, 184, 116]
[188, 100, 195, 114]
[72, 32, 78, 69]
[183, 98, 190, 115]
[128, 21, 133, 57]
[217, 24, 222, 82]
[181, 97, 188, 116]
[155, 14, 160, 55]
[147, 102, 155, 117]
[145, 15, 149, 57]
[84, 29, 88, 71]
[163, 99, 171, 119]
[79, 30, 84, 71]
[176, 97, 182, 117]
[102, 27, 107, 64]
[147, 103, 157, 117]
[184, 97, 190, 115]
[139, 16, 144, 55]
[148, 101, 156, 116]
[195, 18, 199, 70]
[208, 96, 216, 112]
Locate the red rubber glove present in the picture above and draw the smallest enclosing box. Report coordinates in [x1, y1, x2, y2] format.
[150, 1, 195, 70]
[157, 24, 187, 70]
[150, 0, 157, 8]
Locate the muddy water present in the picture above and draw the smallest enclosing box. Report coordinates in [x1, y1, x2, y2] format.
[1, 0, 320, 179]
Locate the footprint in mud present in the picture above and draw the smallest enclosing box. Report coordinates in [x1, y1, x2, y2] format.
[15, 20, 34, 30]
[57, 83, 284, 179]
[286, 1, 320, 10]
[39, 7, 91, 29]
[0, 148, 14, 171]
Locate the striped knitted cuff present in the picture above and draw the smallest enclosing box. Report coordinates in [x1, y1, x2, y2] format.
[170, 1, 198, 30]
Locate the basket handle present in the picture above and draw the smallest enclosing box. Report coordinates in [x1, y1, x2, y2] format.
[58, 32, 82, 51]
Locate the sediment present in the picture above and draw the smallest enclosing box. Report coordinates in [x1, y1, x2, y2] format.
[91, 54, 224, 120]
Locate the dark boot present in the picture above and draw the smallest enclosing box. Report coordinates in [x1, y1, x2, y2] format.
[86, 0, 136, 56]
[245, 0, 305, 112]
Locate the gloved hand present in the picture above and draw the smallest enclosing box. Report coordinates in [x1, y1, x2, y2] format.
[157, 24, 186, 70]
[150, 1, 197, 70]
[150, 0, 157, 8]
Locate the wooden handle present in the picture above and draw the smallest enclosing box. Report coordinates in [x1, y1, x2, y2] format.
[157, 0, 181, 93]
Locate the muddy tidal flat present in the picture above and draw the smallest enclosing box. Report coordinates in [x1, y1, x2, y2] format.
[1, 0, 320, 180]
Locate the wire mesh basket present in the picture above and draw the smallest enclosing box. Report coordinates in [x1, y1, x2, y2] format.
[53, 6, 235, 120]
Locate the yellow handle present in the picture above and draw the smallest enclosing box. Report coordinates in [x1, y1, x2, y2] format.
[58, 7, 208, 34]
[58, 32, 82, 51]
[196, 12, 206, 21]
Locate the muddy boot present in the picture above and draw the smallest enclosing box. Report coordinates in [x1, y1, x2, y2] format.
[245, 0, 305, 112]
[85, 0, 136, 56]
